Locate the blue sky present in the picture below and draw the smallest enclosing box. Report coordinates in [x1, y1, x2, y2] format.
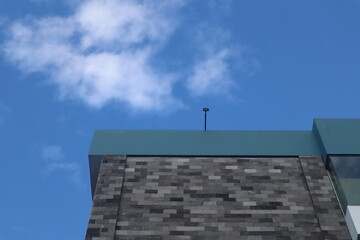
[1, 0, 360, 239]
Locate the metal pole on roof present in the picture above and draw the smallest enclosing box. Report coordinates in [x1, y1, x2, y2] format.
[203, 108, 209, 131]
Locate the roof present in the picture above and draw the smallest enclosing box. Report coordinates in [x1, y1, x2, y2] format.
[88, 118, 360, 195]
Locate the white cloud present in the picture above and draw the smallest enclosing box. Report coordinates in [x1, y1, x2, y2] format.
[3, 0, 260, 110]
[237, 55, 262, 76]
[208, 0, 234, 14]
[45, 162, 79, 173]
[187, 49, 232, 96]
[56, 112, 73, 123]
[3, 0, 183, 111]
[187, 25, 261, 98]
[42, 145, 64, 161]
[66, 169, 85, 189]
[186, 26, 235, 97]
[42, 145, 85, 189]
[75, 0, 173, 49]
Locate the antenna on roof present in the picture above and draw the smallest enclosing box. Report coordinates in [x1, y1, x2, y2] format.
[203, 108, 209, 131]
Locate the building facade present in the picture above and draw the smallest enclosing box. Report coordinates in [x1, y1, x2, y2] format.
[85, 119, 360, 240]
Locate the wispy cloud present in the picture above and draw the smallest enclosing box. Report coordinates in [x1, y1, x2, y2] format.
[56, 112, 74, 123]
[187, 49, 232, 96]
[3, 0, 183, 112]
[3, 0, 260, 111]
[42, 145, 85, 189]
[42, 145, 64, 161]
[186, 26, 235, 97]
[186, 25, 261, 98]
[77, 129, 92, 138]
[207, 0, 234, 14]
[45, 162, 80, 176]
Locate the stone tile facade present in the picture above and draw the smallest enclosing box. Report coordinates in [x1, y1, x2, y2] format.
[299, 156, 350, 240]
[86, 156, 350, 240]
[85, 155, 126, 240]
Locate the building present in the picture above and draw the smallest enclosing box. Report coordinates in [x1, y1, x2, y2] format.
[85, 118, 360, 240]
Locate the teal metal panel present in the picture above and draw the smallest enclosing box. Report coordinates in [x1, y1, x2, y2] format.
[314, 119, 360, 155]
[88, 129, 321, 196]
[87, 119, 360, 195]
[312, 121, 328, 164]
[89, 130, 321, 156]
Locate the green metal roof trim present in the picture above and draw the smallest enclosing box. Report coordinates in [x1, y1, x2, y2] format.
[89, 130, 321, 156]
[88, 119, 360, 196]
[88, 129, 321, 196]
[314, 118, 360, 155]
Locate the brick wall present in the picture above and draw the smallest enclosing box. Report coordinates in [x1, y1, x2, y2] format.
[86, 156, 350, 240]
[85, 155, 126, 240]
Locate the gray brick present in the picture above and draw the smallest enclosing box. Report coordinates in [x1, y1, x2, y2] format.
[85, 156, 351, 240]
